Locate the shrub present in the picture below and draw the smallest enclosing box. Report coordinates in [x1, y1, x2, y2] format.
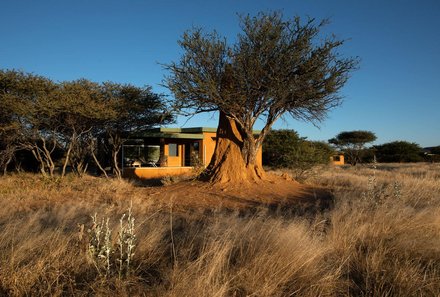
[87, 203, 136, 279]
[263, 130, 333, 179]
[374, 141, 423, 163]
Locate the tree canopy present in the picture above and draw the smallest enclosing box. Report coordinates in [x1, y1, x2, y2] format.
[0, 69, 172, 177]
[374, 141, 423, 163]
[166, 11, 358, 183]
[0, 70, 58, 175]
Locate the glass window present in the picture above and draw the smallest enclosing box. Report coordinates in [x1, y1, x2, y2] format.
[123, 144, 160, 167]
[145, 145, 160, 162]
[192, 141, 199, 153]
[168, 143, 179, 157]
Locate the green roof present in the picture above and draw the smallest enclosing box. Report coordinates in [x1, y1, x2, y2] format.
[130, 132, 204, 140]
[129, 126, 261, 139]
[144, 127, 217, 133]
[181, 127, 217, 133]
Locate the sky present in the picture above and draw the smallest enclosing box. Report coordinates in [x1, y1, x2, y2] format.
[1, 0, 439, 147]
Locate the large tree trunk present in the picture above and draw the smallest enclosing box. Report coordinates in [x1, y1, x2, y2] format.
[202, 111, 264, 184]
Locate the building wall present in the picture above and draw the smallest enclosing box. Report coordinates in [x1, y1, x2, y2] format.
[164, 142, 183, 167]
[123, 167, 193, 180]
[201, 132, 217, 166]
[331, 154, 345, 165]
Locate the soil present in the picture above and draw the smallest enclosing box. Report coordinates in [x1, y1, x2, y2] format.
[140, 172, 333, 216]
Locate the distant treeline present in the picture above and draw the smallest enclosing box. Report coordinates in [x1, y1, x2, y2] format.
[0, 69, 173, 177]
[327, 130, 439, 165]
[263, 129, 440, 171]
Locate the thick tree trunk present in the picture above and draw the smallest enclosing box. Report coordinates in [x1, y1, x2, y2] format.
[202, 111, 264, 184]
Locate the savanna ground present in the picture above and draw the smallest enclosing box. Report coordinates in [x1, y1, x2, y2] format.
[0, 163, 439, 296]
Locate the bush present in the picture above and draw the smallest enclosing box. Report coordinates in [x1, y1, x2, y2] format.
[263, 130, 333, 179]
[374, 141, 423, 163]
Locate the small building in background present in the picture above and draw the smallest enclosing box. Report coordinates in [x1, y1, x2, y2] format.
[330, 153, 345, 165]
[122, 127, 262, 180]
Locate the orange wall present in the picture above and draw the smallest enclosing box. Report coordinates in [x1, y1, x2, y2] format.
[201, 132, 217, 166]
[331, 154, 345, 165]
[123, 167, 193, 180]
[164, 143, 183, 167]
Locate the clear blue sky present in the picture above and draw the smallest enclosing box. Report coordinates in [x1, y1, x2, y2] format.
[1, 0, 439, 147]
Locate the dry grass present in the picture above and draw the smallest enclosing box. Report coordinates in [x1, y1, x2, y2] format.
[0, 163, 439, 296]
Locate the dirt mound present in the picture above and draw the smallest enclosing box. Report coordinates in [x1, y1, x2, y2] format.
[143, 173, 333, 216]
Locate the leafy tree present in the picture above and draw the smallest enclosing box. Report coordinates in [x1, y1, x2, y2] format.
[263, 129, 333, 180]
[263, 130, 304, 168]
[308, 141, 335, 164]
[100, 83, 173, 179]
[0, 73, 108, 177]
[0, 69, 172, 178]
[165, 12, 358, 183]
[329, 130, 376, 165]
[53, 79, 117, 177]
[374, 141, 423, 163]
[0, 70, 24, 174]
[0, 70, 61, 176]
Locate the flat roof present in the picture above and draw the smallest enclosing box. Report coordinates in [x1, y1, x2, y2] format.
[130, 127, 261, 139]
[181, 127, 217, 133]
[144, 127, 217, 133]
[130, 132, 204, 140]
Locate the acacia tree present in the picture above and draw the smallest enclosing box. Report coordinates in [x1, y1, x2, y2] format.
[0, 70, 61, 177]
[100, 83, 173, 179]
[53, 79, 117, 177]
[165, 12, 358, 183]
[0, 70, 24, 174]
[329, 130, 376, 165]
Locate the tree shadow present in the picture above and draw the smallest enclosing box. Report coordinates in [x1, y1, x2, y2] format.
[204, 187, 335, 219]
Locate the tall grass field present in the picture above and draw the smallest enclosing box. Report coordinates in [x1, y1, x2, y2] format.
[0, 163, 439, 296]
